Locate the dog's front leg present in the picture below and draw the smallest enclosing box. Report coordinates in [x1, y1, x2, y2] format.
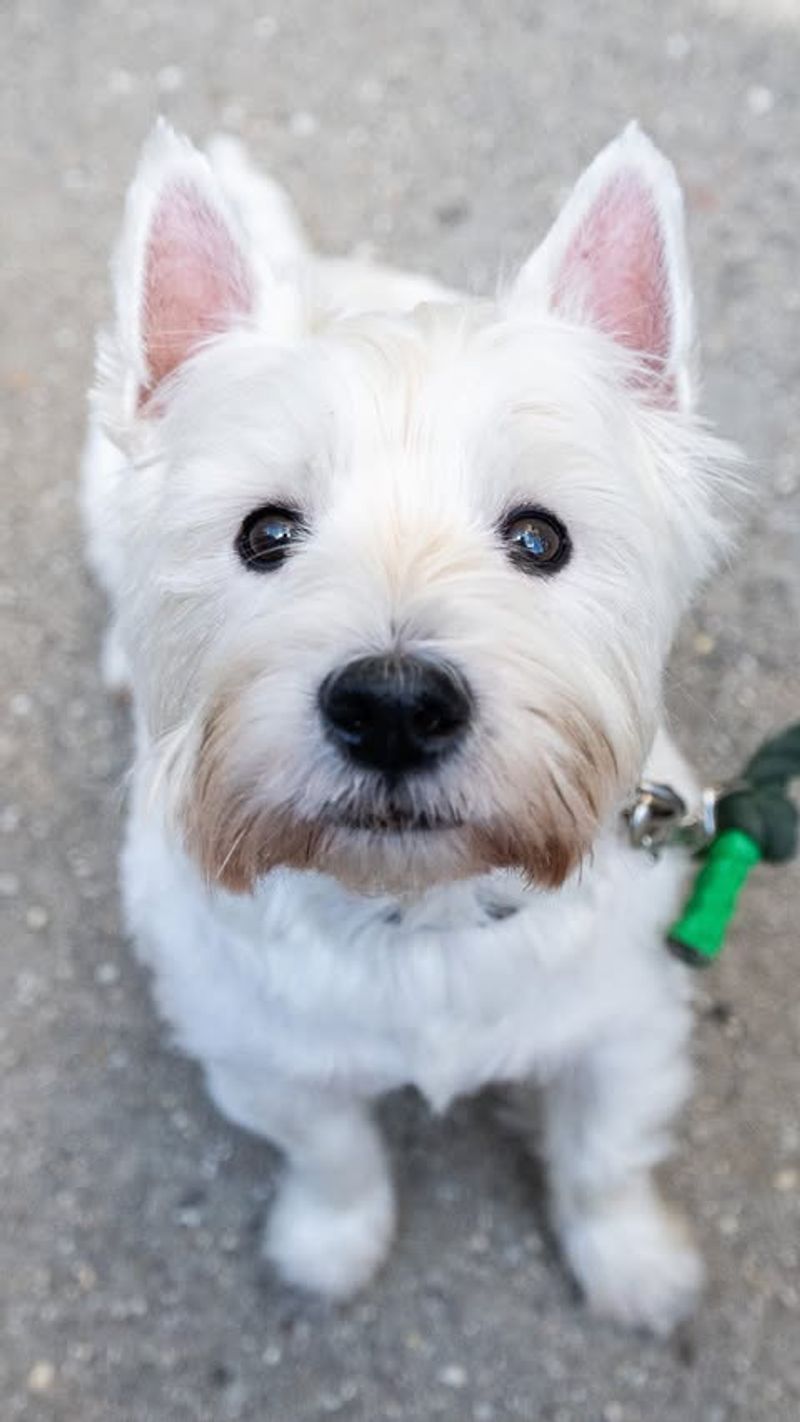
[542, 1003, 703, 1335]
[206, 1064, 395, 1299]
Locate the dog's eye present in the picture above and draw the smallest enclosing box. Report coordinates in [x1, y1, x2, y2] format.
[501, 507, 571, 574]
[236, 506, 305, 571]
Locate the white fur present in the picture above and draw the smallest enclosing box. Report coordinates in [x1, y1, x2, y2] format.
[82, 123, 742, 1332]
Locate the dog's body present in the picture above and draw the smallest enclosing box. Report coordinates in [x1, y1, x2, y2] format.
[83, 123, 739, 1332]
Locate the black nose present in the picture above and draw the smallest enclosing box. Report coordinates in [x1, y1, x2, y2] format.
[319, 655, 473, 775]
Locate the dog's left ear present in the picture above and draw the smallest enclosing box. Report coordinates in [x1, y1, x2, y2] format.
[513, 124, 694, 410]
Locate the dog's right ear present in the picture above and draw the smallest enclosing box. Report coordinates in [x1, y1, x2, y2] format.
[96, 121, 294, 437]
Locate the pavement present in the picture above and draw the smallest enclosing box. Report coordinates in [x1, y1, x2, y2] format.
[2, 2, 800, 1419]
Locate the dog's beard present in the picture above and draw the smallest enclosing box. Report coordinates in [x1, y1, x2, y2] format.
[180, 688, 624, 897]
[184, 796, 591, 898]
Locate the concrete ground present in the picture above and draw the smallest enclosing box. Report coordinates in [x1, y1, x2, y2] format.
[2, 1, 800, 1418]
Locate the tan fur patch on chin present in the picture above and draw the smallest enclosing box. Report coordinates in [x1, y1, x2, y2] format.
[185, 799, 590, 898]
[463, 708, 623, 889]
[180, 688, 331, 893]
[184, 687, 624, 895]
[465, 820, 585, 890]
[183, 783, 610, 900]
[185, 799, 331, 895]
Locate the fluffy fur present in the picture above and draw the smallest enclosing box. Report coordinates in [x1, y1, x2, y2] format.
[82, 120, 741, 1332]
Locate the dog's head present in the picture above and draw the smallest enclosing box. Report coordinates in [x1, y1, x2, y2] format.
[97, 122, 737, 895]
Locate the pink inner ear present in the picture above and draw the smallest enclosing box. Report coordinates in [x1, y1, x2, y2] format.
[554, 170, 672, 391]
[142, 181, 254, 393]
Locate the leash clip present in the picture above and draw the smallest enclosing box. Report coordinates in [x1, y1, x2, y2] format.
[626, 781, 718, 858]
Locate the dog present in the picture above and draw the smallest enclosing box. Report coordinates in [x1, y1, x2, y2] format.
[82, 119, 740, 1334]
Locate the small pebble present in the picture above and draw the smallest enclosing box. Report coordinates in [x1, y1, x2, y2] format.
[666, 32, 691, 61]
[0, 873, 19, 897]
[747, 85, 774, 117]
[109, 1296, 148, 1320]
[356, 77, 384, 105]
[780, 1124, 800, 1153]
[62, 167, 89, 194]
[94, 962, 120, 986]
[439, 1364, 467, 1389]
[253, 14, 278, 39]
[693, 631, 715, 655]
[0, 805, 20, 832]
[157, 64, 185, 94]
[27, 1361, 55, 1394]
[289, 110, 318, 137]
[775, 469, 798, 497]
[220, 102, 246, 129]
[26, 905, 49, 930]
[773, 1167, 798, 1192]
[107, 67, 136, 96]
[317, 1383, 359, 1413]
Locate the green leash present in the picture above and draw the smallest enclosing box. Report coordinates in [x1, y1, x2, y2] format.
[667, 722, 800, 967]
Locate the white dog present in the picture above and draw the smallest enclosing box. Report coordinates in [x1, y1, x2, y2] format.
[82, 120, 740, 1334]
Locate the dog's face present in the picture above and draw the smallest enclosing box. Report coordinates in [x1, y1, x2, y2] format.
[99, 124, 734, 896]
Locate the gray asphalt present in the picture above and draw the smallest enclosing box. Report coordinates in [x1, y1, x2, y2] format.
[2, 2, 800, 1419]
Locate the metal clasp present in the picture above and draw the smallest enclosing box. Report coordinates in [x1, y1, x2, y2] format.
[625, 781, 718, 858]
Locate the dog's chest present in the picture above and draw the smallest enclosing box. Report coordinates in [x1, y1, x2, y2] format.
[124, 819, 684, 1110]
[248, 878, 593, 1106]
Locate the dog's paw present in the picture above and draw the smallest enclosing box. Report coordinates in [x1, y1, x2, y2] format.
[559, 1184, 704, 1336]
[264, 1171, 395, 1300]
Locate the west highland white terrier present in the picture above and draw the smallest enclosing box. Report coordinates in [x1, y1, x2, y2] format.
[82, 119, 740, 1333]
